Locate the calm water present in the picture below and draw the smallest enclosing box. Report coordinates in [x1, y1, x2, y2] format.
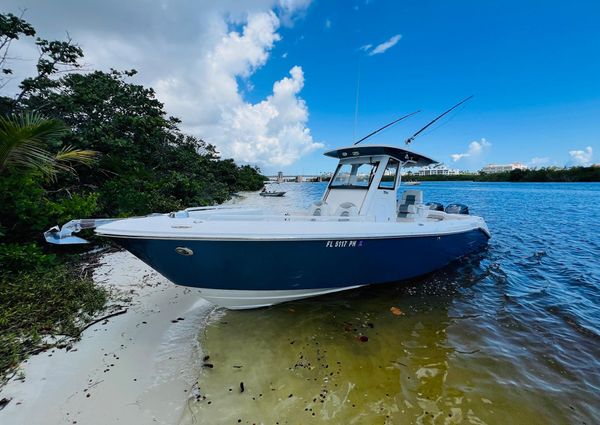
[181, 182, 600, 425]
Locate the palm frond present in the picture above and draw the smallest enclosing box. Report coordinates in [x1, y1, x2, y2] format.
[0, 112, 97, 179]
[53, 145, 98, 175]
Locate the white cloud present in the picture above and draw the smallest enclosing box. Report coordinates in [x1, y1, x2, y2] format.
[569, 146, 593, 166]
[277, 0, 312, 26]
[367, 34, 402, 56]
[155, 9, 322, 166]
[451, 138, 491, 162]
[3, 0, 318, 168]
[219, 66, 323, 166]
[528, 156, 550, 168]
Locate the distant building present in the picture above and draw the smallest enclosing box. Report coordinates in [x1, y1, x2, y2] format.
[320, 172, 333, 182]
[277, 171, 284, 183]
[481, 162, 528, 174]
[295, 175, 304, 183]
[417, 163, 461, 176]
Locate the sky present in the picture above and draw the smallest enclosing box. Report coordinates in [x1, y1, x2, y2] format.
[2, 0, 599, 175]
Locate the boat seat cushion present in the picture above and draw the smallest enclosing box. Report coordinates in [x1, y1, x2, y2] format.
[397, 190, 423, 218]
[401, 190, 423, 204]
[404, 194, 417, 204]
[310, 201, 331, 216]
[334, 202, 359, 217]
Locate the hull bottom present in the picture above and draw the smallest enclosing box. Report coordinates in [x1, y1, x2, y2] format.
[196, 286, 364, 310]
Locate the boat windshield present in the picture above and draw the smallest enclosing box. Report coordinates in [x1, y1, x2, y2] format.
[330, 162, 379, 189]
[379, 158, 399, 189]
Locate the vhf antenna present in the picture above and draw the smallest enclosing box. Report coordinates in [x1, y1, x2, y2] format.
[404, 95, 473, 145]
[353, 110, 421, 145]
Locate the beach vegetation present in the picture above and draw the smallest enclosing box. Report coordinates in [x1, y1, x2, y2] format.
[0, 261, 107, 380]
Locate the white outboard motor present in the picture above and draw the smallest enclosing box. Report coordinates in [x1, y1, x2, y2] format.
[445, 203, 469, 215]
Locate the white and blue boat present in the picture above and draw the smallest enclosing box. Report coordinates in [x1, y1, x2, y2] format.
[45, 145, 490, 309]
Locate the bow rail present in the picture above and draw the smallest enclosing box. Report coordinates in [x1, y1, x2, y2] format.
[44, 219, 121, 244]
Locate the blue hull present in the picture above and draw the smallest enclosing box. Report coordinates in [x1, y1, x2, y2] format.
[113, 229, 489, 291]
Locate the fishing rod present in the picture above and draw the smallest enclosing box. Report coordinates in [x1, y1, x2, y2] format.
[404, 95, 473, 145]
[354, 110, 421, 145]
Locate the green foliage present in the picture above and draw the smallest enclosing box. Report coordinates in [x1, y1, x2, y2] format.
[17, 37, 83, 97]
[233, 164, 268, 192]
[18, 69, 265, 215]
[0, 242, 58, 273]
[0, 173, 98, 241]
[0, 262, 107, 375]
[0, 12, 35, 40]
[2, 12, 83, 105]
[0, 12, 36, 86]
[0, 112, 97, 179]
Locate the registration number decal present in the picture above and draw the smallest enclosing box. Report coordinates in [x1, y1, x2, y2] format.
[325, 240, 363, 248]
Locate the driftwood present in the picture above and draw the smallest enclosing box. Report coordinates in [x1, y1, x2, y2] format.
[27, 344, 56, 356]
[0, 397, 11, 411]
[22, 308, 127, 355]
[22, 309, 128, 357]
[78, 309, 128, 335]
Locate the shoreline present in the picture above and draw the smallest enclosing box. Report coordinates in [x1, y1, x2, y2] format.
[0, 250, 213, 425]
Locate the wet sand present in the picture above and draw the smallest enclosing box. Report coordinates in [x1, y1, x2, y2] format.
[0, 250, 213, 425]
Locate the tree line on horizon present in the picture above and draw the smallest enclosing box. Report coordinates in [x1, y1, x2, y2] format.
[405, 166, 600, 182]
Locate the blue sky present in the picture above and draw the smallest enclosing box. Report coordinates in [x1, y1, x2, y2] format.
[250, 0, 600, 174]
[3, 0, 599, 175]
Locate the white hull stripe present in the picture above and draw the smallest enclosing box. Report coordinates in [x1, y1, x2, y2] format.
[196, 286, 365, 310]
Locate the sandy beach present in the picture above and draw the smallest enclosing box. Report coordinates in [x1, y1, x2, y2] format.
[0, 250, 214, 425]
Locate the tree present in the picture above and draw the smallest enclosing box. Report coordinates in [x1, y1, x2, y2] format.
[0, 12, 36, 89]
[15, 36, 83, 103]
[1, 11, 83, 114]
[0, 111, 96, 179]
[19, 69, 265, 215]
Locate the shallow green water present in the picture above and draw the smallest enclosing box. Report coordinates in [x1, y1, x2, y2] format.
[182, 278, 597, 424]
[180, 183, 600, 424]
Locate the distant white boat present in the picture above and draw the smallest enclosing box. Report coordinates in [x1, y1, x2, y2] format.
[45, 145, 489, 310]
[259, 191, 286, 197]
[404, 181, 421, 186]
